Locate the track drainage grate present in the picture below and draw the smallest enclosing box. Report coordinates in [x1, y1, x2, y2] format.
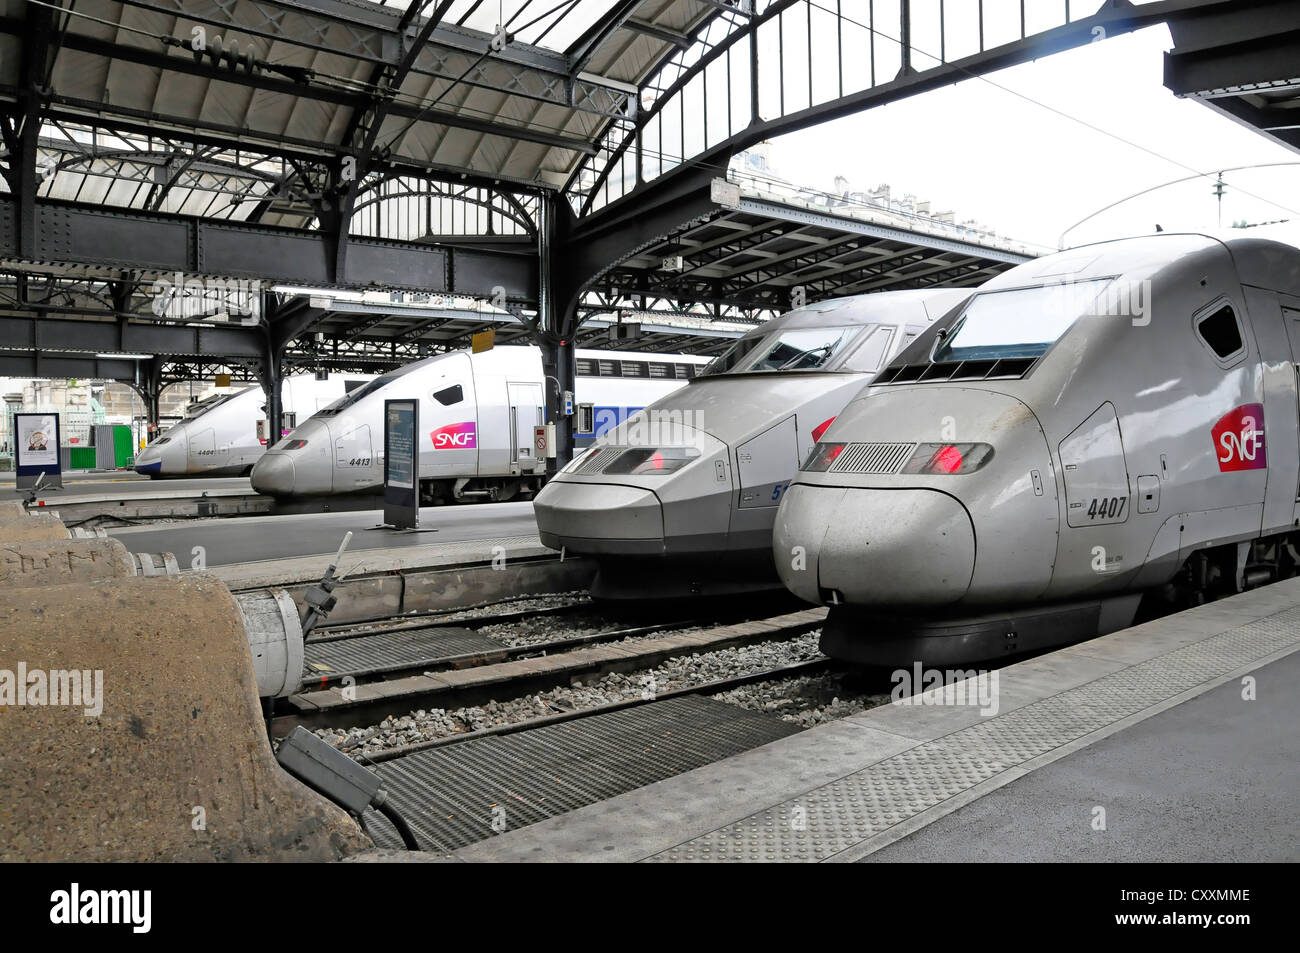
[304, 627, 506, 679]
[362, 695, 801, 852]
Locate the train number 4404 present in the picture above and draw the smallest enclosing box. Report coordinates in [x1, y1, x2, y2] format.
[1086, 496, 1127, 520]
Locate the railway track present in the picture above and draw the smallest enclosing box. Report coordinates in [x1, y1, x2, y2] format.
[273, 594, 826, 737]
[346, 653, 879, 854]
[361, 656, 840, 764]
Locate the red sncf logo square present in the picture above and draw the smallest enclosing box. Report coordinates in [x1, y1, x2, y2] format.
[1212, 403, 1266, 472]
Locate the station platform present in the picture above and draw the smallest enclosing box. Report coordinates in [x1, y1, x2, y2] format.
[107, 500, 541, 571]
[1, 473, 249, 499]
[3, 475, 269, 522]
[451, 578, 1300, 863]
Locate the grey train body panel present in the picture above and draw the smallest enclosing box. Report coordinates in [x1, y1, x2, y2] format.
[133, 374, 373, 477]
[248, 346, 709, 500]
[532, 289, 971, 597]
[773, 232, 1300, 664]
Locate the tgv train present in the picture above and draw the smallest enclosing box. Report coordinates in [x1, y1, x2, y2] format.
[250, 346, 710, 501]
[774, 233, 1300, 666]
[532, 289, 970, 597]
[133, 374, 371, 477]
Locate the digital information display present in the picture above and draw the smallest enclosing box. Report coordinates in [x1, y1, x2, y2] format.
[14, 412, 63, 490]
[383, 399, 419, 530]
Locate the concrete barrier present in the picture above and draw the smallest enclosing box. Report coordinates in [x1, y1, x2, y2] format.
[0, 512, 70, 542]
[0, 501, 26, 518]
[0, 574, 373, 861]
[0, 538, 136, 588]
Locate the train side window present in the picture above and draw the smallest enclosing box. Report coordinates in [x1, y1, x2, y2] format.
[842, 326, 894, 372]
[433, 384, 464, 405]
[1195, 303, 1245, 364]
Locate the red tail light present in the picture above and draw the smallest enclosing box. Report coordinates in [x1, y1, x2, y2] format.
[811, 417, 836, 441]
[933, 445, 964, 473]
[902, 442, 994, 475]
[803, 442, 846, 472]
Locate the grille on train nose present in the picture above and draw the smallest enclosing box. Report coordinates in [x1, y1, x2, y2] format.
[573, 446, 623, 474]
[827, 441, 916, 474]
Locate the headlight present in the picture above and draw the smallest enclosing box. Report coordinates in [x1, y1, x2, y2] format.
[603, 447, 700, 475]
[282, 439, 309, 450]
[901, 442, 994, 475]
[802, 442, 846, 472]
[152, 437, 170, 446]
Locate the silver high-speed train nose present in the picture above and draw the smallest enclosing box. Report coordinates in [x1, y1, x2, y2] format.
[250, 453, 296, 495]
[133, 444, 163, 475]
[134, 432, 185, 476]
[774, 485, 976, 606]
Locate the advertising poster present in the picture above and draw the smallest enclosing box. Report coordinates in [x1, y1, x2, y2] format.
[16, 413, 58, 468]
[383, 399, 419, 530]
[14, 412, 62, 488]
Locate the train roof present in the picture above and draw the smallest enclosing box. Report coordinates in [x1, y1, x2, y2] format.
[987, 233, 1300, 298]
[736, 288, 970, 340]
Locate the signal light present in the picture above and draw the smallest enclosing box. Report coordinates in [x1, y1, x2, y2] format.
[802, 442, 846, 472]
[902, 442, 994, 475]
[603, 446, 699, 475]
[934, 445, 963, 473]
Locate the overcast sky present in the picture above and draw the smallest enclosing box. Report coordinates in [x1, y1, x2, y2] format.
[767, 25, 1300, 252]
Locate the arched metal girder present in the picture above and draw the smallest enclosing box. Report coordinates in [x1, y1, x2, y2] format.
[569, 0, 1234, 218]
[351, 175, 539, 238]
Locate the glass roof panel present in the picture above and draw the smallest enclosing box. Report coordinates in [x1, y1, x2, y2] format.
[366, 0, 628, 54]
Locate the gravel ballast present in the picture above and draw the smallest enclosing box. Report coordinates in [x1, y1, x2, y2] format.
[317, 631, 837, 756]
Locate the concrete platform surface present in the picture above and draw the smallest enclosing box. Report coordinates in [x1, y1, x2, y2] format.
[107, 500, 539, 568]
[450, 578, 1300, 863]
[3, 475, 251, 502]
[866, 649, 1300, 862]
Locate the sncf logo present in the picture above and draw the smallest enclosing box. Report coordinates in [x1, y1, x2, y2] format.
[1212, 403, 1266, 472]
[431, 421, 477, 450]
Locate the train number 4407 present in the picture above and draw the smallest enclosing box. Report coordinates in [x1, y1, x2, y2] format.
[1086, 496, 1127, 520]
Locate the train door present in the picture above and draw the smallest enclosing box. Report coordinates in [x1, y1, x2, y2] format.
[1281, 304, 1300, 501]
[506, 382, 543, 471]
[1244, 287, 1300, 534]
[189, 427, 214, 469]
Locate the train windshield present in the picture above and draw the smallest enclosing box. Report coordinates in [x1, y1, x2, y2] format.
[315, 362, 422, 416]
[698, 336, 764, 376]
[933, 279, 1113, 363]
[701, 325, 863, 376]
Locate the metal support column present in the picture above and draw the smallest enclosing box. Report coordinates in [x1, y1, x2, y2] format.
[540, 194, 580, 470]
[261, 292, 285, 447]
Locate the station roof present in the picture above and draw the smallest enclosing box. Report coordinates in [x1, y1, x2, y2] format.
[1164, 1, 1300, 156]
[0, 0, 1231, 385]
[0, 0, 732, 225]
